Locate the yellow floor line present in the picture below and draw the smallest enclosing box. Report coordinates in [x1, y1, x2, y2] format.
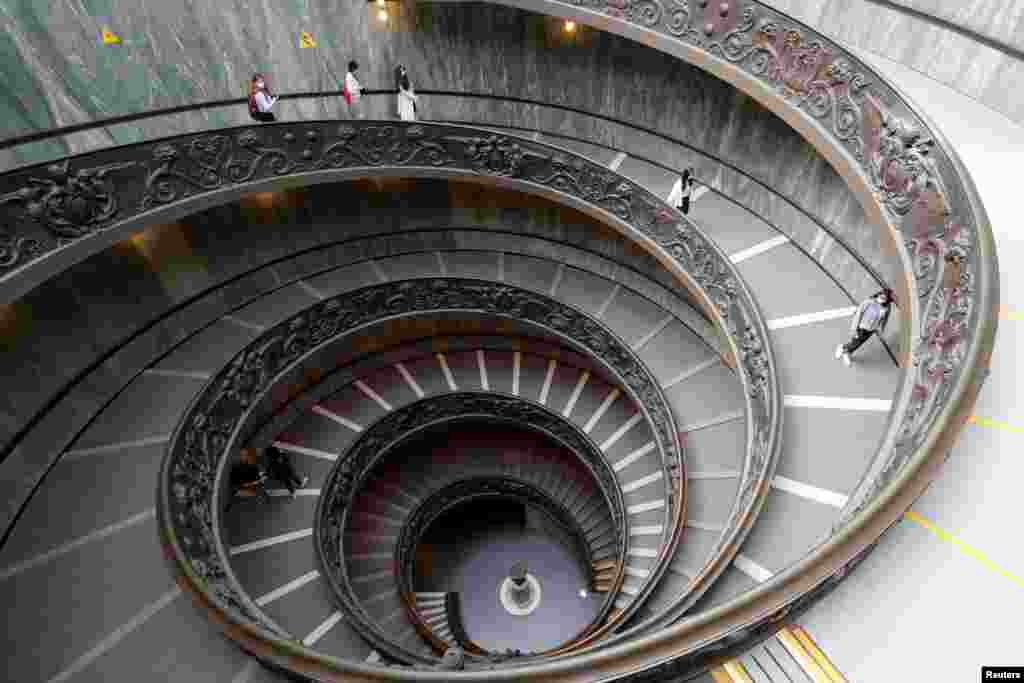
[709, 666, 735, 683]
[904, 511, 1024, 589]
[776, 628, 832, 683]
[791, 626, 849, 683]
[722, 660, 755, 683]
[967, 415, 1024, 433]
[999, 307, 1024, 321]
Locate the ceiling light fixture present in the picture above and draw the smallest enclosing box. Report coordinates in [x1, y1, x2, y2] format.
[378, 9, 388, 22]
[377, 0, 385, 5]
[564, 20, 576, 32]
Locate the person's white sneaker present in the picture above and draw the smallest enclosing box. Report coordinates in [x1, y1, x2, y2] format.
[834, 344, 844, 360]
[841, 352, 852, 367]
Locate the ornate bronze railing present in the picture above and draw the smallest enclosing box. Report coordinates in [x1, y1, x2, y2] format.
[153, 120, 779, 679]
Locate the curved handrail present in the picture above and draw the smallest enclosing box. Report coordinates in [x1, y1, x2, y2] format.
[0, 88, 888, 304]
[154, 121, 780, 680]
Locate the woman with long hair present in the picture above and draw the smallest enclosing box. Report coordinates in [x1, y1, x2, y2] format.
[394, 64, 418, 121]
[248, 73, 278, 122]
[343, 60, 363, 119]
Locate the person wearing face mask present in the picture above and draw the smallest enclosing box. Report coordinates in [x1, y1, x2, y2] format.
[248, 73, 278, 122]
[395, 64, 418, 121]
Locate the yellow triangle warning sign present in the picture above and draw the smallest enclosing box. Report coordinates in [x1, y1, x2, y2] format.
[299, 31, 316, 48]
[101, 28, 120, 45]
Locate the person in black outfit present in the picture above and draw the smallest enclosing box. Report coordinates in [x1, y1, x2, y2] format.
[677, 167, 695, 215]
[265, 445, 309, 498]
[227, 450, 270, 509]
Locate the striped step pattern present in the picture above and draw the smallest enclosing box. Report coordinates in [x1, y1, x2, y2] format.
[669, 176, 900, 620]
[214, 239, 746, 656]
[276, 342, 688, 618]
[467, 127, 898, 629]
[236, 247, 748, 635]
[709, 625, 849, 682]
[413, 593, 458, 647]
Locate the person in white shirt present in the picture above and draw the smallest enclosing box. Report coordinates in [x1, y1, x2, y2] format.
[395, 64, 418, 121]
[835, 288, 895, 366]
[343, 60, 363, 119]
[248, 74, 278, 122]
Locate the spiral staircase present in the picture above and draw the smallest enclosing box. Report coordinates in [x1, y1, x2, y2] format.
[0, 1, 1000, 682]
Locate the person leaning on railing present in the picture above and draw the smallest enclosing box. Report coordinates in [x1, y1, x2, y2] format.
[835, 288, 895, 367]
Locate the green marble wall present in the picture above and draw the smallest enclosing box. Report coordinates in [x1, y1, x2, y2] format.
[0, 0, 896, 293]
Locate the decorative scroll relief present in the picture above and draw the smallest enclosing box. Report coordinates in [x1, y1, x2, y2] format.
[0, 159, 134, 270]
[564, 0, 981, 525]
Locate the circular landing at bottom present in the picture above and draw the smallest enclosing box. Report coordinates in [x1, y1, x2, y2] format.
[498, 574, 543, 616]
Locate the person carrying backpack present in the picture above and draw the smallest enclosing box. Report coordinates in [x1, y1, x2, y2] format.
[248, 73, 278, 122]
[395, 64, 418, 121]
